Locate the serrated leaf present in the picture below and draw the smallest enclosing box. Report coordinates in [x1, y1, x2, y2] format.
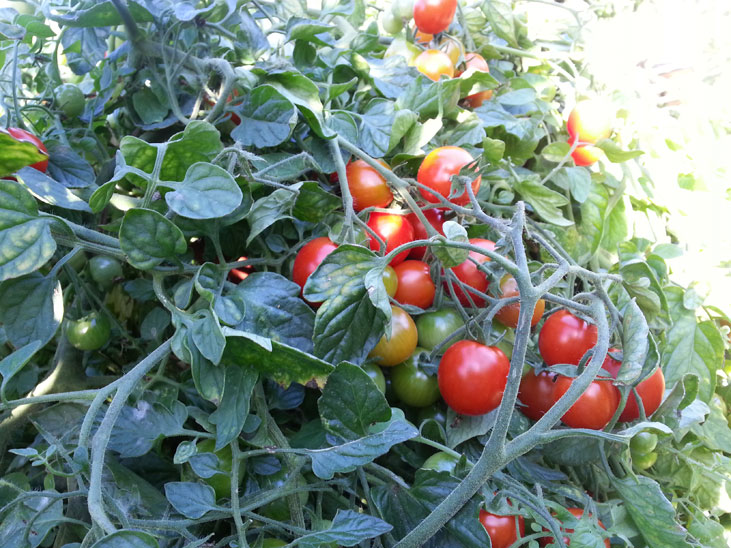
[358, 99, 395, 158]
[163, 163, 242, 219]
[513, 177, 571, 226]
[120, 208, 187, 269]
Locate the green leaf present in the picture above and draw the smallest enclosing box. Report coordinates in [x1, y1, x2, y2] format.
[542, 142, 571, 163]
[482, 137, 506, 164]
[446, 408, 495, 448]
[108, 400, 188, 458]
[513, 177, 572, 226]
[119, 208, 187, 269]
[164, 482, 217, 519]
[246, 188, 297, 245]
[617, 299, 649, 383]
[296, 510, 393, 547]
[580, 182, 628, 256]
[318, 363, 391, 440]
[284, 17, 334, 46]
[190, 309, 226, 365]
[612, 474, 691, 548]
[89, 179, 117, 213]
[458, 70, 499, 98]
[388, 109, 419, 152]
[162, 163, 243, 219]
[292, 181, 341, 223]
[91, 530, 159, 548]
[46, 142, 95, 188]
[0, 273, 63, 348]
[0, 130, 48, 178]
[596, 139, 643, 162]
[433, 221, 469, 268]
[0, 341, 41, 398]
[304, 245, 388, 364]
[438, 113, 486, 148]
[209, 365, 258, 450]
[482, 0, 519, 47]
[0, 493, 63, 548]
[691, 403, 731, 453]
[194, 263, 221, 303]
[0, 179, 56, 282]
[364, 266, 392, 320]
[265, 70, 331, 139]
[396, 78, 462, 120]
[132, 88, 168, 125]
[49, 0, 154, 28]
[15, 167, 91, 212]
[231, 85, 298, 147]
[357, 99, 395, 158]
[550, 167, 591, 203]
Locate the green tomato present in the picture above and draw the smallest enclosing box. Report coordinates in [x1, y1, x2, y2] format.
[66, 312, 111, 351]
[382, 265, 398, 298]
[67, 250, 87, 271]
[89, 256, 123, 290]
[260, 540, 287, 548]
[196, 439, 237, 500]
[416, 309, 465, 352]
[392, 0, 414, 20]
[260, 468, 309, 522]
[362, 363, 387, 394]
[633, 451, 657, 471]
[391, 348, 440, 407]
[54, 83, 85, 118]
[629, 431, 658, 456]
[381, 10, 403, 34]
[421, 451, 459, 473]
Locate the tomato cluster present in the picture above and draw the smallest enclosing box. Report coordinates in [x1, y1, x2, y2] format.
[565, 98, 614, 166]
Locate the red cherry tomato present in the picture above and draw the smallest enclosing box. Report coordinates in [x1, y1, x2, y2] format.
[457, 52, 493, 108]
[494, 274, 546, 328]
[366, 212, 415, 266]
[571, 144, 602, 166]
[228, 255, 255, 283]
[438, 340, 510, 415]
[417, 146, 481, 206]
[517, 369, 557, 421]
[292, 237, 338, 304]
[479, 509, 525, 548]
[444, 238, 495, 307]
[369, 305, 418, 366]
[406, 208, 447, 260]
[413, 0, 457, 35]
[414, 49, 455, 81]
[393, 260, 435, 309]
[538, 310, 598, 366]
[345, 159, 393, 212]
[8, 128, 49, 172]
[539, 508, 610, 548]
[551, 373, 620, 430]
[601, 354, 665, 422]
[567, 100, 613, 145]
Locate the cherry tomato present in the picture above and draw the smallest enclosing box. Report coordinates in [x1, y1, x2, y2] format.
[292, 237, 338, 303]
[362, 362, 387, 394]
[633, 450, 658, 470]
[517, 369, 557, 421]
[417, 146, 481, 206]
[392, 0, 415, 20]
[393, 260, 435, 309]
[551, 374, 620, 430]
[457, 52, 493, 107]
[445, 238, 495, 307]
[54, 83, 85, 118]
[381, 10, 403, 34]
[369, 305, 418, 366]
[406, 208, 447, 259]
[493, 274, 545, 328]
[416, 308, 465, 351]
[414, 49, 454, 81]
[601, 355, 665, 422]
[421, 451, 459, 473]
[413, 0, 457, 35]
[571, 144, 602, 166]
[538, 310, 598, 366]
[438, 340, 510, 416]
[440, 36, 463, 66]
[567, 99, 613, 145]
[345, 159, 393, 212]
[196, 439, 238, 500]
[366, 212, 415, 266]
[630, 431, 658, 455]
[539, 508, 610, 548]
[414, 29, 433, 45]
[88, 256, 123, 290]
[391, 347, 440, 407]
[382, 265, 398, 298]
[228, 255, 256, 283]
[66, 312, 111, 351]
[479, 509, 525, 548]
[7, 127, 49, 172]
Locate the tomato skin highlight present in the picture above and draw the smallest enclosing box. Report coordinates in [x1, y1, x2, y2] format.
[391, 348, 441, 407]
[438, 340, 510, 416]
[602, 355, 666, 421]
[406, 208, 447, 259]
[494, 274, 545, 328]
[416, 308, 465, 351]
[417, 146, 481, 206]
[393, 260, 435, 309]
[457, 52, 493, 107]
[539, 508, 610, 548]
[517, 369, 557, 421]
[366, 212, 415, 266]
[538, 310, 598, 366]
[292, 237, 338, 304]
[551, 374, 620, 430]
[567, 100, 613, 145]
[413, 0, 457, 35]
[479, 509, 526, 548]
[445, 238, 495, 307]
[345, 159, 393, 211]
[7, 127, 49, 172]
[369, 305, 418, 366]
[414, 49, 455, 81]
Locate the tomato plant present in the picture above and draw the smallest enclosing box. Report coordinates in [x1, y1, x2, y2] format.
[539, 508, 610, 548]
[567, 99, 613, 145]
[517, 369, 557, 421]
[438, 341, 510, 415]
[415, 308, 465, 351]
[366, 211, 415, 266]
[538, 309, 598, 366]
[66, 312, 111, 351]
[445, 237, 495, 306]
[54, 83, 85, 118]
[7, 127, 48, 172]
[413, 0, 457, 35]
[601, 354, 666, 421]
[421, 451, 459, 473]
[369, 305, 418, 366]
[345, 158, 393, 211]
[406, 207, 447, 259]
[414, 49, 455, 81]
[630, 431, 659, 455]
[457, 52, 493, 108]
[417, 146, 481, 205]
[551, 374, 620, 430]
[479, 508, 525, 548]
[393, 260, 435, 308]
[493, 274, 545, 328]
[391, 348, 440, 407]
[195, 439, 237, 500]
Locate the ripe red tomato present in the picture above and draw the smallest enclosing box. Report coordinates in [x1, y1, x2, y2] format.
[406, 208, 447, 260]
[567, 99, 613, 145]
[601, 355, 665, 422]
[413, 0, 457, 35]
[494, 274, 546, 328]
[417, 146, 481, 206]
[457, 52, 493, 108]
[571, 144, 602, 167]
[438, 340, 510, 415]
[393, 260, 435, 309]
[479, 509, 525, 548]
[366, 212, 415, 266]
[445, 238, 495, 307]
[539, 508, 610, 548]
[517, 369, 557, 421]
[8, 128, 49, 172]
[538, 310, 598, 366]
[551, 374, 620, 430]
[292, 237, 338, 303]
[369, 305, 418, 366]
[414, 49, 455, 81]
[345, 159, 393, 212]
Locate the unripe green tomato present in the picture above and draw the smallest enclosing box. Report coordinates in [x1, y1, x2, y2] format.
[362, 362, 387, 394]
[54, 83, 85, 118]
[421, 451, 459, 473]
[633, 451, 657, 471]
[381, 10, 403, 34]
[88, 256, 123, 290]
[196, 439, 237, 500]
[416, 309, 465, 352]
[392, 0, 414, 20]
[382, 265, 398, 298]
[66, 312, 111, 351]
[260, 540, 287, 548]
[391, 347, 440, 407]
[67, 250, 87, 272]
[260, 469, 309, 521]
[629, 431, 658, 456]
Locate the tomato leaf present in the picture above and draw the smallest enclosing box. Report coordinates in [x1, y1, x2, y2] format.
[357, 99, 396, 158]
[49, 1, 153, 28]
[0, 273, 62, 348]
[446, 408, 496, 448]
[162, 162, 243, 220]
[108, 400, 188, 458]
[164, 481, 217, 519]
[550, 166, 592, 203]
[0, 130, 48, 177]
[265, 70, 332, 139]
[433, 221, 469, 268]
[245, 188, 296, 245]
[296, 509, 393, 547]
[16, 167, 91, 212]
[231, 85, 298, 147]
[209, 365, 258, 450]
[617, 298, 649, 383]
[292, 181, 341, 223]
[513, 177, 572, 227]
[0, 341, 42, 399]
[119, 208, 187, 270]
